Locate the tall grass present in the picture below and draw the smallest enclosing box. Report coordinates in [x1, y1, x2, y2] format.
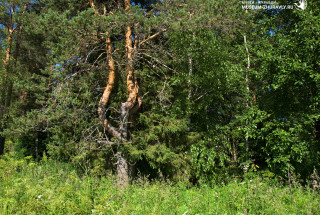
[0, 155, 319, 214]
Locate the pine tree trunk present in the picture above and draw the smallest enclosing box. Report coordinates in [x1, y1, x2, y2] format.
[0, 7, 15, 156]
[116, 150, 129, 188]
[187, 55, 192, 131]
[233, 139, 237, 166]
[35, 133, 39, 159]
[244, 34, 250, 160]
[95, 0, 146, 188]
[187, 33, 194, 131]
[115, 0, 138, 188]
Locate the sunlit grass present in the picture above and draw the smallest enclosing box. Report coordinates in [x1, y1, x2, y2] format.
[0, 155, 319, 214]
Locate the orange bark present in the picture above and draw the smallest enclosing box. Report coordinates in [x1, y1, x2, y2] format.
[1, 8, 14, 107]
[124, 0, 139, 110]
[90, 1, 123, 140]
[98, 35, 122, 140]
[4, 29, 13, 66]
[98, 37, 115, 116]
[5, 5, 15, 65]
[0, 5, 15, 155]
[89, 0, 98, 13]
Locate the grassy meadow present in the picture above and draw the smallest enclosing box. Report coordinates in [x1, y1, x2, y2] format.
[0, 155, 319, 215]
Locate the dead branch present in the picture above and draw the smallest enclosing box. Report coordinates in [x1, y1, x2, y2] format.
[139, 29, 167, 47]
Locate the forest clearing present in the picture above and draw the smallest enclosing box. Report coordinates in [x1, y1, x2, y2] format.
[1, 0, 320, 213]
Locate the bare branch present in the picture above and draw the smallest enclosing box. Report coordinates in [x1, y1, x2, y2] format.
[139, 29, 167, 47]
[97, 140, 131, 145]
[141, 52, 174, 71]
[144, 8, 155, 17]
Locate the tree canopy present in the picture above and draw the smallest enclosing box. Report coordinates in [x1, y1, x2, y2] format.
[1, 0, 319, 186]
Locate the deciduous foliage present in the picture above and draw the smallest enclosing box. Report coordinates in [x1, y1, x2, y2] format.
[1, 0, 320, 186]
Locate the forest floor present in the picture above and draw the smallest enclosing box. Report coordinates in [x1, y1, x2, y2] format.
[0, 155, 319, 215]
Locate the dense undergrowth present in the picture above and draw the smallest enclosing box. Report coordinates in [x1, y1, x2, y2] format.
[0, 155, 319, 215]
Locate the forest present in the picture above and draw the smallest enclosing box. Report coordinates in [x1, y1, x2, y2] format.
[0, 0, 320, 214]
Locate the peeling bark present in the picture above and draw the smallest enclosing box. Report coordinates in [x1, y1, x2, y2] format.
[114, 0, 141, 188]
[119, 0, 140, 140]
[94, 0, 166, 187]
[124, 0, 138, 109]
[129, 94, 142, 116]
[98, 35, 123, 140]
